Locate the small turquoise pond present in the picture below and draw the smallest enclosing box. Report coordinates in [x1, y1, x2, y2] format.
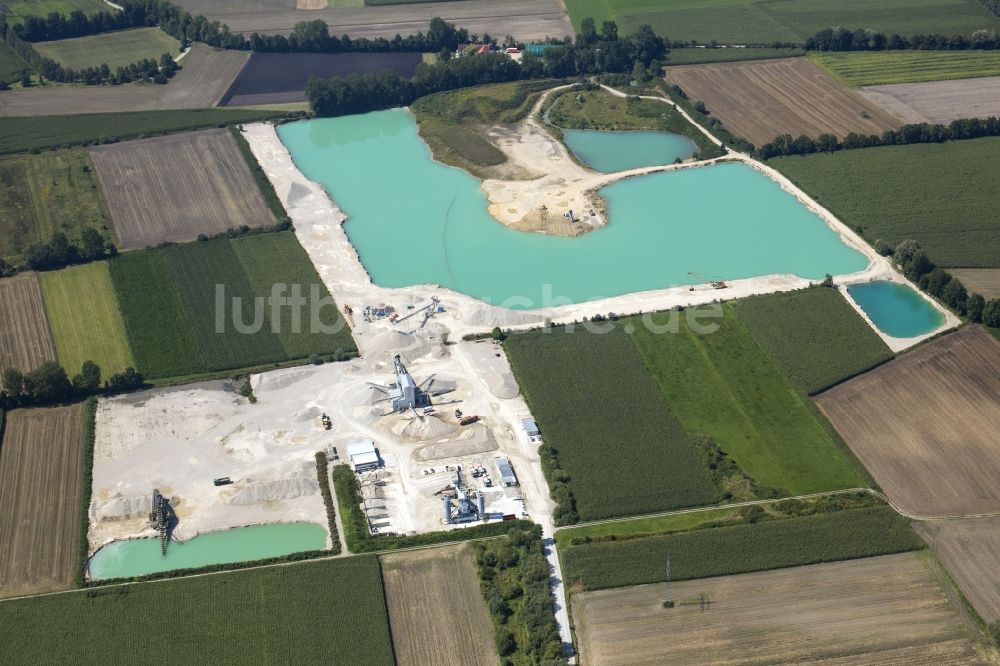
[848, 281, 945, 338]
[88, 522, 327, 579]
[278, 110, 869, 309]
[562, 129, 697, 172]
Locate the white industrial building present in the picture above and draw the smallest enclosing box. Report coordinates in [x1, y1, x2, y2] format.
[495, 457, 518, 487]
[348, 440, 380, 472]
[521, 418, 540, 439]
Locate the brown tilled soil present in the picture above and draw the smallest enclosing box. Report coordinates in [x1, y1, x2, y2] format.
[0, 404, 87, 598]
[917, 518, 1000, 624]
[948, 269, 1000, 299]
[667, 57, 901, 146]
[0, 45, 249, 117]
[0, 273, 56, 379]
[861, 76, 1000, 125]
[815, 326, 1000, 518]
[172, 0, 572, 40]
[89, 128, 275, 249]
[380, 544, 499, 666]
[573, 552, 995, 666]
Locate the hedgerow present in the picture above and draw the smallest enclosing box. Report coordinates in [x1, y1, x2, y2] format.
[315, 452, 341, 555]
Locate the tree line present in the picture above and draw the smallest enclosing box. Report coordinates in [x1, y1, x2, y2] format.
[805, 26, 1000, 51]
[1, 360, 145, 408]
[307, 20, 666, 117]
[754, 116, 1000, 159]
[889, 239, 1000, 327]
[0, 229, 118, 279]
[980, 0, 1000, 17]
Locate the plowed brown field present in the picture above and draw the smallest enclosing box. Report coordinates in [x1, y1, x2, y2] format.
[816, 326, 1000, 518]
[917, 518, 1000, 624]
[0, 404, 86, 597]
[573, 553, 993, 666]
[667, 57, 901, 146]
[381, 545, 499, 666]
[89, 128, 275, 249]
[0, 273, 56, 379]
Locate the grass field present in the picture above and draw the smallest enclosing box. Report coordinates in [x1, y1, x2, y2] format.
[0, 556, 396, 664]
[811, 50, 1000, 87]
[88, 129, 275, 250]
[39, 263, 134, 377]
[0, 149, 111, 264]
[0, 109, 286, 156]
[33, 27, 180, 71]
[731, 287, 893, 393]
[381, 546, 498, 666]
[566, 0, 1000, 44]
[0, 41, 29, 83]
[0, 404, 86, 597]
[769, 137, 1000, 267]
[665, 46, 804, 65]
[561, 505, 924, 590]
[0, 273, 56, 378]
[573, 552, 988, 665]
[109, 233, 355, 379]
[667, 57, 900, 145]
[547, 87, 722, 157]
[505, 326, 717, 522]
[630, 308, 863, 495]
[816, 327, 1000, 518]
[555, 507, 739, 548]
[0, 0, 108, 21]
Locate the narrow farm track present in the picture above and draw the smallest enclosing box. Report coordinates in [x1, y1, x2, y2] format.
[0, 272, 57, 379]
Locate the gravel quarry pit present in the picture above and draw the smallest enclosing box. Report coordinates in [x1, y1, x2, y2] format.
[88, 329, 549, 551]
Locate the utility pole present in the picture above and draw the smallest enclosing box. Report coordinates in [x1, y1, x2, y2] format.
[663, 555, 675, 609]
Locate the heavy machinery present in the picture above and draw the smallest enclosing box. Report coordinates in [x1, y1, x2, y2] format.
[368, 354, 455, 416]
[687, 271, 727, 289]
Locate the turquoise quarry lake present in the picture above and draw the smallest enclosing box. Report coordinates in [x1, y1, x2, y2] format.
[562, 129, 697, 172]
[88, 522, 327, 579]
[847, 281, 944, 338]
[278, 110, 869, 309]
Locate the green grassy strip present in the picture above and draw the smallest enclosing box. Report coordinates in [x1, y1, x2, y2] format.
[7, 556, 395, 665]
[0, 109, 298, 156]
[74, 396, 96, 587]
[108, 250, 204, 379]
[562, 506, 925, 590]
[665, 47, 805, 65]
[810, 50, 1000, 86]
[730, 287, 894, 394]
[331, 465, 535, 553]
[628, 307, 862, 495]
[228, 126, 289, 223]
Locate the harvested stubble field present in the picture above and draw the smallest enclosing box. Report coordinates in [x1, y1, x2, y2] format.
[812, 51, 1000, 87]
[667, 57, 900, 146]
[0, 45, 250, 118]
[816, 327, 1000, 518]
[32, 27, 181, 70]
[381, 545, 499, 666]
[573, 552, 991, 666]
[861, 76, 1000, 125]
[0, 404, 86, 597]
[0, 148, 111, 264]
[39, 263, 134, 377]
[0, 273, 56, 378]
[917, 518, 1000, 624]
[731, 287, 893, 394]
[949, 269, 1000, 299]
[173, 0, 573, 39]
[0, 556, 396, 664]
[222, 52, 422, 106]
[88, 128, 275, 249]
[769, 137, 1000, 268]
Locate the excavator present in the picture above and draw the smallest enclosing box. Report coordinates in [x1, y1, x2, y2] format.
[687, 271, 727, 290]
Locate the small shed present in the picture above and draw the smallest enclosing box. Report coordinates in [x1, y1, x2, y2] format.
[495, 457, 518, 487]
[348, 439, 380, 473]
[521, 418, 540, 438]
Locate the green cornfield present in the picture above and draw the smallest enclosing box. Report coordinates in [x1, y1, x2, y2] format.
[811, 50, 1000, 86]
[561, 506, 925, 590]
[0, 556, 395, 664]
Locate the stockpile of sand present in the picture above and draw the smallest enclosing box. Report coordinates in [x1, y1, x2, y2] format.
[226, 467, 319, 505]
[91, 494, 152, 522]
